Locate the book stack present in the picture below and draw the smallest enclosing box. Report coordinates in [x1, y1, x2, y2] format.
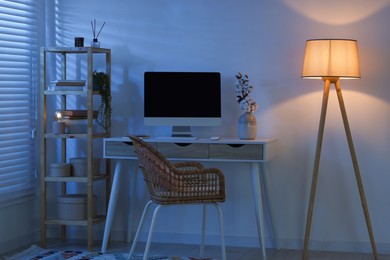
[62, 110, 98, 120]
[49, 80, 86, 91]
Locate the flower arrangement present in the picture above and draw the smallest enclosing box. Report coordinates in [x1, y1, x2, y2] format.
[235, 72, 259, 113]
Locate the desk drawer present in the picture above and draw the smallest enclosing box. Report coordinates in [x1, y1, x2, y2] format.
[209, 144, 263, 160]
[105, 141, 136, 157]
[156, 143, 208, 159]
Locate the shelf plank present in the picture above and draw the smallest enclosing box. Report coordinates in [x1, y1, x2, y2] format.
[44, 47, 111, 54]
[45, 133, 108, 139]
[45, 215, 106, 226]
[44, 90, 100, 96]
[45, 174, 106, 183]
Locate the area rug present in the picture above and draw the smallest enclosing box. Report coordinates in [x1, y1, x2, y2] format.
[4, 245, 216, 260]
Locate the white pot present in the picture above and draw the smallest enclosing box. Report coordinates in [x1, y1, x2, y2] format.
[237, 112, 257, 140]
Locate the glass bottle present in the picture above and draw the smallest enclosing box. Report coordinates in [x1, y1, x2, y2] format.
[91, 38, 100, 48]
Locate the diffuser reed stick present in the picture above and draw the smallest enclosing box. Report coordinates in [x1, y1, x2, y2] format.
[90, 19, 105, 47]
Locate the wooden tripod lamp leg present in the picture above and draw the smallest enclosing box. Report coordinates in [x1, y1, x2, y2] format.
[334, 80, 378, 260]
[302, 79, 331, 260]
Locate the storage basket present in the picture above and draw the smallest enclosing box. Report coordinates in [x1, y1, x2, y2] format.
[57, 194, 97, 220]
[49, 163, 71, 177]
[70, 157, 100, 177]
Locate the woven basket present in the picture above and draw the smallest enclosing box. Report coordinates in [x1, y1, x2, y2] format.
[57, 194, 97, 220]
[49, 163, 71, 177]
[70, 157, 100, 177]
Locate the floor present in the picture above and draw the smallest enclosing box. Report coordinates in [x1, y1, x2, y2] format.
[9, 239, 384, 260]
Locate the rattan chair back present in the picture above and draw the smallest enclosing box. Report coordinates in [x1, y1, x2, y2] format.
[129, 135, 226, 205]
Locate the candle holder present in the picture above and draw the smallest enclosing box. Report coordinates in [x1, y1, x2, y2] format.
[52, 121, 65, 134]
[74, 37, 84, 47]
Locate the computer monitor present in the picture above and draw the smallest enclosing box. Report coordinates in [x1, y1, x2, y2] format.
[144, 71, 222, 137]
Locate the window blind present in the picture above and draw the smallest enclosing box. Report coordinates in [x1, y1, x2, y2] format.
[0, 0, 37, 204]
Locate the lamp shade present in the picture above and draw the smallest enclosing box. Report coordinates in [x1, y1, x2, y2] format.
[302, 39, 360, 79]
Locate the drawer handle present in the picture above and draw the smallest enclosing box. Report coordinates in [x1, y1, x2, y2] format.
[123, 141, 133, 146]
[175, 143, 191, 147]
[227, 144, 245, 148]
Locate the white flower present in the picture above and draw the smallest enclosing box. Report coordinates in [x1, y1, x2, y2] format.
[235, 72, 259, 113]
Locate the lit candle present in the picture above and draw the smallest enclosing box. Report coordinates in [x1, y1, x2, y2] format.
[52, 110, 65, 134]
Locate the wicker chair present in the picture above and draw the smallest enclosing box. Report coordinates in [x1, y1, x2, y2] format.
[128, 135, 226, 260]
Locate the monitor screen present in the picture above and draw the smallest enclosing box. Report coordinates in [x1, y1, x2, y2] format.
[144, 71, 222, 137]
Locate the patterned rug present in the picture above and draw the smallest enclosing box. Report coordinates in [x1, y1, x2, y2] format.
[4, 245, 216, 260]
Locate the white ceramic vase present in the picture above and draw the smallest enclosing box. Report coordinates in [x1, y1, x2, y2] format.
[237, 112, 257, 140]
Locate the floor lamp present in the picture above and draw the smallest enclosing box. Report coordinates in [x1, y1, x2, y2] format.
[301, 39, 378, 260]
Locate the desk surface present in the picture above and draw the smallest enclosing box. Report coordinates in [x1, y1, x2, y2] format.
[110, 136, 276, 144]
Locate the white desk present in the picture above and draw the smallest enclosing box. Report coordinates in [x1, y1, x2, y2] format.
[101, 137, 277, 259]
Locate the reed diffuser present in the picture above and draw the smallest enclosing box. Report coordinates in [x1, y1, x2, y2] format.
[91, 19, 105, 48]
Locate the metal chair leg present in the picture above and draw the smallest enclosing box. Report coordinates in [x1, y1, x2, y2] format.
[200, 204, 207, 257]
[143, 205, 162, 260]
[128, 201, 154, 259]
[214, 203, 226, 260]
[129, 202, 226, 260]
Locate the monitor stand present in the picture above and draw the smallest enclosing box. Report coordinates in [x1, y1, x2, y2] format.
[155, 126, 198, 141]
[171, 126, 192, 137]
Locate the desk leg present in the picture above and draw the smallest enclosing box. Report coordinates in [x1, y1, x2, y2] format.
[251, 162, 267, 260]
[101, 160, 123, 253]
[261, 162, 278, 249]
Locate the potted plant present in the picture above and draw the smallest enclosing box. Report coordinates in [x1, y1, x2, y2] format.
[93, 71, 111, 131]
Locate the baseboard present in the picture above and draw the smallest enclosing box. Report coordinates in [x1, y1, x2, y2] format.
[276, 237, 390, 254]
[45, 227, 390, 255]
[46, 226, 275, 249]
[107, 231, 390, 254]
[110, 229, 275, 249]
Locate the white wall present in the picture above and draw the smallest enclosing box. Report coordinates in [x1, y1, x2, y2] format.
[44, 0, 390, 253]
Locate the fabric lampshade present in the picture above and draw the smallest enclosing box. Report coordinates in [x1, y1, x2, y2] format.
[302, 39, 361, 79]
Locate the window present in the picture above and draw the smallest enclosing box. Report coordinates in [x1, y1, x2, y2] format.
[0, 0, 38, 205]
